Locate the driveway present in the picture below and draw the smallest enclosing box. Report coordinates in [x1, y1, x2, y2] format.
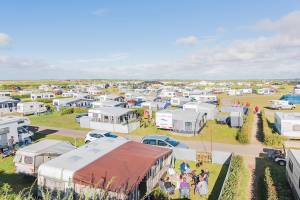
[32, 125, 265, 157]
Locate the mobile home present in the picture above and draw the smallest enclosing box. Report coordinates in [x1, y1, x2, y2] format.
[286, 149, 300, 200]
[31, 92, 55, 100]
[0, 97, 19, 113]
[170, 97, 190, 107]
[17, 102, 47, 115]
[0, 116, 32, 149]
[38, 139, 172, 200]
[275, 112, 300, 138]
[156, 108, 207, 134]
[53, 97, 93, 110]
[14, 139, 75, 176]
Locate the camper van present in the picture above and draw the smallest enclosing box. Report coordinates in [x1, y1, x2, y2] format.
[17, 102, 47, 115]
[0, 117, 33, 149]
[14, 140, 76, 176]
[286, 149, 300, 199]
[268, 100, 296, 110]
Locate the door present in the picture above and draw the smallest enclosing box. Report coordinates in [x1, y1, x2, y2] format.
[0, 132, 8, 147]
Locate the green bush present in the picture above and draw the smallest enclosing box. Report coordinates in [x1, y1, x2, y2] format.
[37, 99, 53, 104]
[237, 110, 253, 144]
[263, 167, 279, 200]
[150, 188, 169, 200]
[11, 94, 31, 99]
[219, 155, 243, 200]
[73, 107, 88, 113]
[60, 107, 74, 115]
[261, 111, 285, 147]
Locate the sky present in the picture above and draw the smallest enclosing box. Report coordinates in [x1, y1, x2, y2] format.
[0, 0, 300, 80]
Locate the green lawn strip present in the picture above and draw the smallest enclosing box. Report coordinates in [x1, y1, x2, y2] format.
[29, 112, 90, 131]
[169, 160, 228, 200]
[257, 158, 293, 200]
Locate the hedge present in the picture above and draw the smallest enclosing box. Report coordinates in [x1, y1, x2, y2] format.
[263, 167, 279, 200]
[261, 110, 285, 147]
[60, 107, 74, 115]
[219, 155, 243, 200]
[237, 110, 253, 144]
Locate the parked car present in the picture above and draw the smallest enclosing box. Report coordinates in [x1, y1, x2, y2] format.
[75, 113, 88, 123]
[141, 135, 189, 149]
[84, 130, 123, 143]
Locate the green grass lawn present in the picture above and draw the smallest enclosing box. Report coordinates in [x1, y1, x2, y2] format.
[236, 157, 251, 200]
[170, 160, 228, 200]
[130, 121, 240, 144]
[29, 112, 90, 131]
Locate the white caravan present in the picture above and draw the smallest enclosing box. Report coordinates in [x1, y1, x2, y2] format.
[17, 102, 47, 115]
[286, 149, 300, 200]
[14, 139, 76, 176]
[268, 100, 296, 110]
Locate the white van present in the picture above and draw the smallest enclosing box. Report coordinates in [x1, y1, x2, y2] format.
[14, 139, 76, 176]
[268, 100, 296, 110]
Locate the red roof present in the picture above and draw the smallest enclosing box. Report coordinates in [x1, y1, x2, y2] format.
[73, 141, 172, 194]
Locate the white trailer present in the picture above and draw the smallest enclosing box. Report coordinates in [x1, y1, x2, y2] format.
[17, 102, 47, 115]
[286, 149, 300, 200]
[275, 112, 300, 138]
[0, 116, 32, 149]
[14, 139, 76, 176]
[155, 110, 173, 129]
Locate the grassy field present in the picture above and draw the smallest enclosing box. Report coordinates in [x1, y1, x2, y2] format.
[170, 160, 228, 200]
[29, 112, 90, 131]
[236, 157, 251, 200]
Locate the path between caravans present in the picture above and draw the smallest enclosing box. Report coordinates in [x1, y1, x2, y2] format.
[33, 125, 265, 157]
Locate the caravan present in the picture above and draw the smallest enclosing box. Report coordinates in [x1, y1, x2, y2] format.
[268, 100, 296, 110]
[14, 140, 75, 176]
[0, 116, 33, 150]
[17, 102, 47, 115]
[286, 149, 300, 199]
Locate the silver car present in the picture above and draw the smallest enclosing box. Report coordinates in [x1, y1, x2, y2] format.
[141, 135, 189, 149]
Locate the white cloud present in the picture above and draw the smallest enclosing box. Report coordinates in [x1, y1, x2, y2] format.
[176, 35, 199, 46]
[92, 8, 110, 16]
[0, 33, 11, 46]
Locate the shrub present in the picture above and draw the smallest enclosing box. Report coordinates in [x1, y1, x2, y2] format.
[237, 110, 253, 144]
[263, 167, 279, 200]
[37, 99, 53, 104]
[60, 107, 74, 115]
[219, 155, 243, 200]
[73, 107, 88, 113]
[150, 188, 169, 200]
[261, 110, 285, 147]
[11, 94, 31, 99]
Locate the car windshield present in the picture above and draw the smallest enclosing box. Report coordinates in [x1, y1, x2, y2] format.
[104, 132, 118, 138]
[165, 137, 179, 147]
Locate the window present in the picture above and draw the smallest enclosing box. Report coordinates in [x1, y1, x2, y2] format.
[24, 156, 33, 165]
[0, 127, 9, 135]
[104, 132, 118, 138]
[158, 140, 168, 146]
[185, 122, 193, 132]
[90, 133, 103, 139]
[293, 125, 300, 132]
[289, 159, 293, 173]
[143, 139, 156, 145]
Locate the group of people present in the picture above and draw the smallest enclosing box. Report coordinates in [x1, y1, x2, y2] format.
[160, 161, 209, 199]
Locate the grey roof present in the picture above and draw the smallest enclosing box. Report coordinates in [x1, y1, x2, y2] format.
[16, 139, 75, 156]
[93, 100, 124, 107]
[184, 102, 216, 109]
[276, 112, 300, 120]
[0, 97, 19, 103]
[158, 108, 205, 121]
[89, 107, 134, 116]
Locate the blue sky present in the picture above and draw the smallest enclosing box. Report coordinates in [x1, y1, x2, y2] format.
[0, 0, 300, 80]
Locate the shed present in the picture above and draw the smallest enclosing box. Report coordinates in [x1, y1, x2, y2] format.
[230, 112, 243, 128]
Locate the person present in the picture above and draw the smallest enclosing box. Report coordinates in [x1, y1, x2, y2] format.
[191, 170, 200, 194]
[204, 169, 209, 184]
[197, 176, 208, 196]
[164, 177, 175, 195]
[8, 136, 14, 151]
[180, 161, 191, 174]
[179, 177, 190, 199]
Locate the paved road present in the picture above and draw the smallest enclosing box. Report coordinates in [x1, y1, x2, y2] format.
[33, 125, 266, 157]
